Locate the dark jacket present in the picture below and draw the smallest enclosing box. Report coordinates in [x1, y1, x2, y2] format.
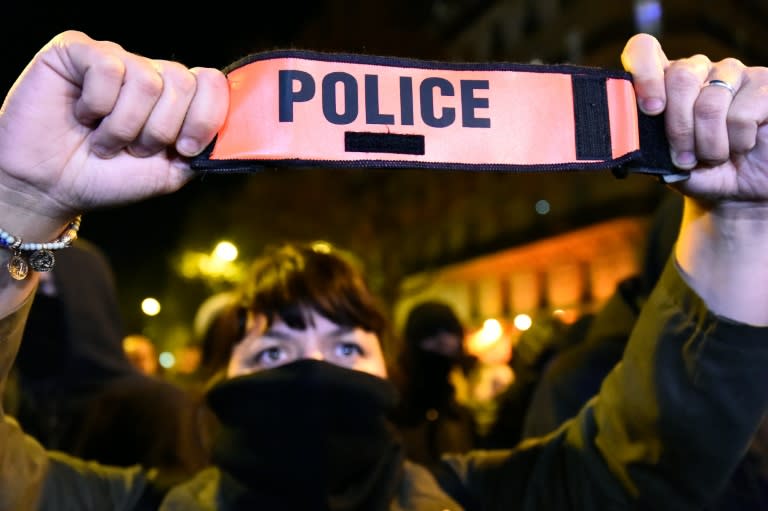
[521, 192, 683, 440]
[2, 240, 209, 478]
[2, 259, 768, 510]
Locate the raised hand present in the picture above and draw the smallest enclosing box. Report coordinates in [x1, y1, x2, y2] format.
[623, 33, 768, 325]
[622, 33, 768, 205]
[0, 30, 229, 223]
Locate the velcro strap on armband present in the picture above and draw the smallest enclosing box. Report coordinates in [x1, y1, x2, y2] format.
[191, 50, 679, 178]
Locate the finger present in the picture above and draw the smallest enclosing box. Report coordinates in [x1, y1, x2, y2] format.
[56, 33, 125, 127]
[621, 33, 670, 114]
[175, 66, 229, 157]
[89, 54, 164, 158]
[127, 60, 198, 157]
[726, 66, 768, 156]
[664, 54, 712, 169]
[693, 58, 745, 165]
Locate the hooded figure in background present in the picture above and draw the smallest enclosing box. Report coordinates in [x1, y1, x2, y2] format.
[515, 191, 768, 510]
[389, 300, 478, 471]
[3, 239, 209, 479]
[518, 191, 683, 441]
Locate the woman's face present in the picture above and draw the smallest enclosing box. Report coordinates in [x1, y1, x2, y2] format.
[227, 308, 388, 378]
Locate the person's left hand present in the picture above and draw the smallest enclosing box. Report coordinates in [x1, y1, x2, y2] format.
[622, 33, 768, 208]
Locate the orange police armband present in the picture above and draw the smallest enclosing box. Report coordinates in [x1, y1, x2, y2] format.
[191, 50, 679, 179]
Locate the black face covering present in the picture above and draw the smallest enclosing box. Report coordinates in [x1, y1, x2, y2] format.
[407, 350, 459, 410]
[205, 359, 405, 511]
[16, 294, 69, 378]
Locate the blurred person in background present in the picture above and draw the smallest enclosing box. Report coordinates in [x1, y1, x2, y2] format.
[123, 334, 159, 377]
[390, 300, 479, 472]
[520, 191, 682, 441]
[2, 239, 210, 480]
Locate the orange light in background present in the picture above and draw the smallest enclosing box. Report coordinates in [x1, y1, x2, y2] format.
[513, 313, 532, 331]
[466, 318, 513, 366]
[552, 308, 581, 325]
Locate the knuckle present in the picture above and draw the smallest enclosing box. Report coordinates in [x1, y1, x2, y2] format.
[716, 57, 746, 74]
[696, 139, 729, 163]
[666, 119, 694, 142]
[143, 125, 178, 147]
[53, 30, 88, 45]
[136, 72, 164, 98]
[108, 124, 140, 143]
[187, 116, 221, 138]
[726, 110, 752, 132]
[158, 61, 198, 96]
[694, 99, 724, 123]
[665, 68, 702, 95]
[97, 57, 128, 83]
[747, 67, 768, 89]
[191, 67, 228, 90]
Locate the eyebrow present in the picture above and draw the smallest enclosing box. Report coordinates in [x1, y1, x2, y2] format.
[261, 324, 357, 340]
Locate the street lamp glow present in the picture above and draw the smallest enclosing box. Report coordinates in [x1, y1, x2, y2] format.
[212, 241, 238, 262]
[141, 297, 161, 316]
[311, 241, 333, 253]
[159, 351, 176, 369]
[513, 313, 533, 331]
[480, 318, 503, 341]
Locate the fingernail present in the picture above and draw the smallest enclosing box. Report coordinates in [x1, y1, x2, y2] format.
[640, 98, 664, 114]
[90, 144, 115, 159]
[671, 150, 697, 169]
[177, 137, 201, 156]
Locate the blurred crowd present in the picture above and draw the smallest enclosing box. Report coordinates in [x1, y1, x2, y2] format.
[4, 191, 766, 509]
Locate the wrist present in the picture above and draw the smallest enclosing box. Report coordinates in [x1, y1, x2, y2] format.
[0, 202, 75, 243]
[675, 199, 768, 325]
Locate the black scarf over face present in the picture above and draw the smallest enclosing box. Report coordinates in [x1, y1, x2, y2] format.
[205, 360, 405, 511]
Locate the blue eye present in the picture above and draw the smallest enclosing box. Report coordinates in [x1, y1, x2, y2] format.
[336, 342, 364, 358]
[252, 346, 287, 367]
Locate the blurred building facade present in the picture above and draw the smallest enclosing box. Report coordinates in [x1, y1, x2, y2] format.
[394, 215, 648, 357]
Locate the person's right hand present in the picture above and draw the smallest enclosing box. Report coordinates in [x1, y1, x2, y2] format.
[0, 30, 229, 228]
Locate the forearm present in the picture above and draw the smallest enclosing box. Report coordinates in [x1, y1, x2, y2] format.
[675, 198, 768, 326]
[593, 257, 768, 507]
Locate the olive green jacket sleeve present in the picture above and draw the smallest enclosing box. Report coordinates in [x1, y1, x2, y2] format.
[441, 258, 768, 510]
[0, 293, 152, 511]
[0, 294, 47, 511]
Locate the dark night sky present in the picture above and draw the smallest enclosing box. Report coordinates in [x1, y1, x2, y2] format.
[0, 1, 445, 336]
[3, 1, 767, 342]
[1, 3, 322, 328]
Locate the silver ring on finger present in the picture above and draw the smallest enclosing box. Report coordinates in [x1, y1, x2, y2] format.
[705, 79, 735, 96]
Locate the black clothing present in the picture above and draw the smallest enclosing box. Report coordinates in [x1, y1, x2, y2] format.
[3, 259, 768, 510]
[4, 240, 208, 476]
[207, 360, 404, 511]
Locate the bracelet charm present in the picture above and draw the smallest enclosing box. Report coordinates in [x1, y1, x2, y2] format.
[0, 216, 82, 280]
[29, 249, 55, 272]
[8, 252, 29, 280]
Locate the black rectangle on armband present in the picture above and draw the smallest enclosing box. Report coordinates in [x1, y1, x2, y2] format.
[345, 132, 425, 155]
[572, 75, 612, 160]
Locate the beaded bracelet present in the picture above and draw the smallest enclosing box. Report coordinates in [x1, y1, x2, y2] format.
[0, 215, 82, 280]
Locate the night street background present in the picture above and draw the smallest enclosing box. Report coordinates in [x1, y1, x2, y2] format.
[2, 0, 765, 352]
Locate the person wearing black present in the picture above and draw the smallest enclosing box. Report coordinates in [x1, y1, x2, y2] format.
[3, 239, 210, 480]
[390, 300, 478, 471]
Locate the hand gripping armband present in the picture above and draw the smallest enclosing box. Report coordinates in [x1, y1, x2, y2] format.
[191, 50, 681, 180]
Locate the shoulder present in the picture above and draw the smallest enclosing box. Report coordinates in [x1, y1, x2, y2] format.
[394, 460, 462, 510]
[160, 466, 222, 510]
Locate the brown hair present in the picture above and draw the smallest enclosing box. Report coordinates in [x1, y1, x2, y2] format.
[236, 242, 393, 362]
